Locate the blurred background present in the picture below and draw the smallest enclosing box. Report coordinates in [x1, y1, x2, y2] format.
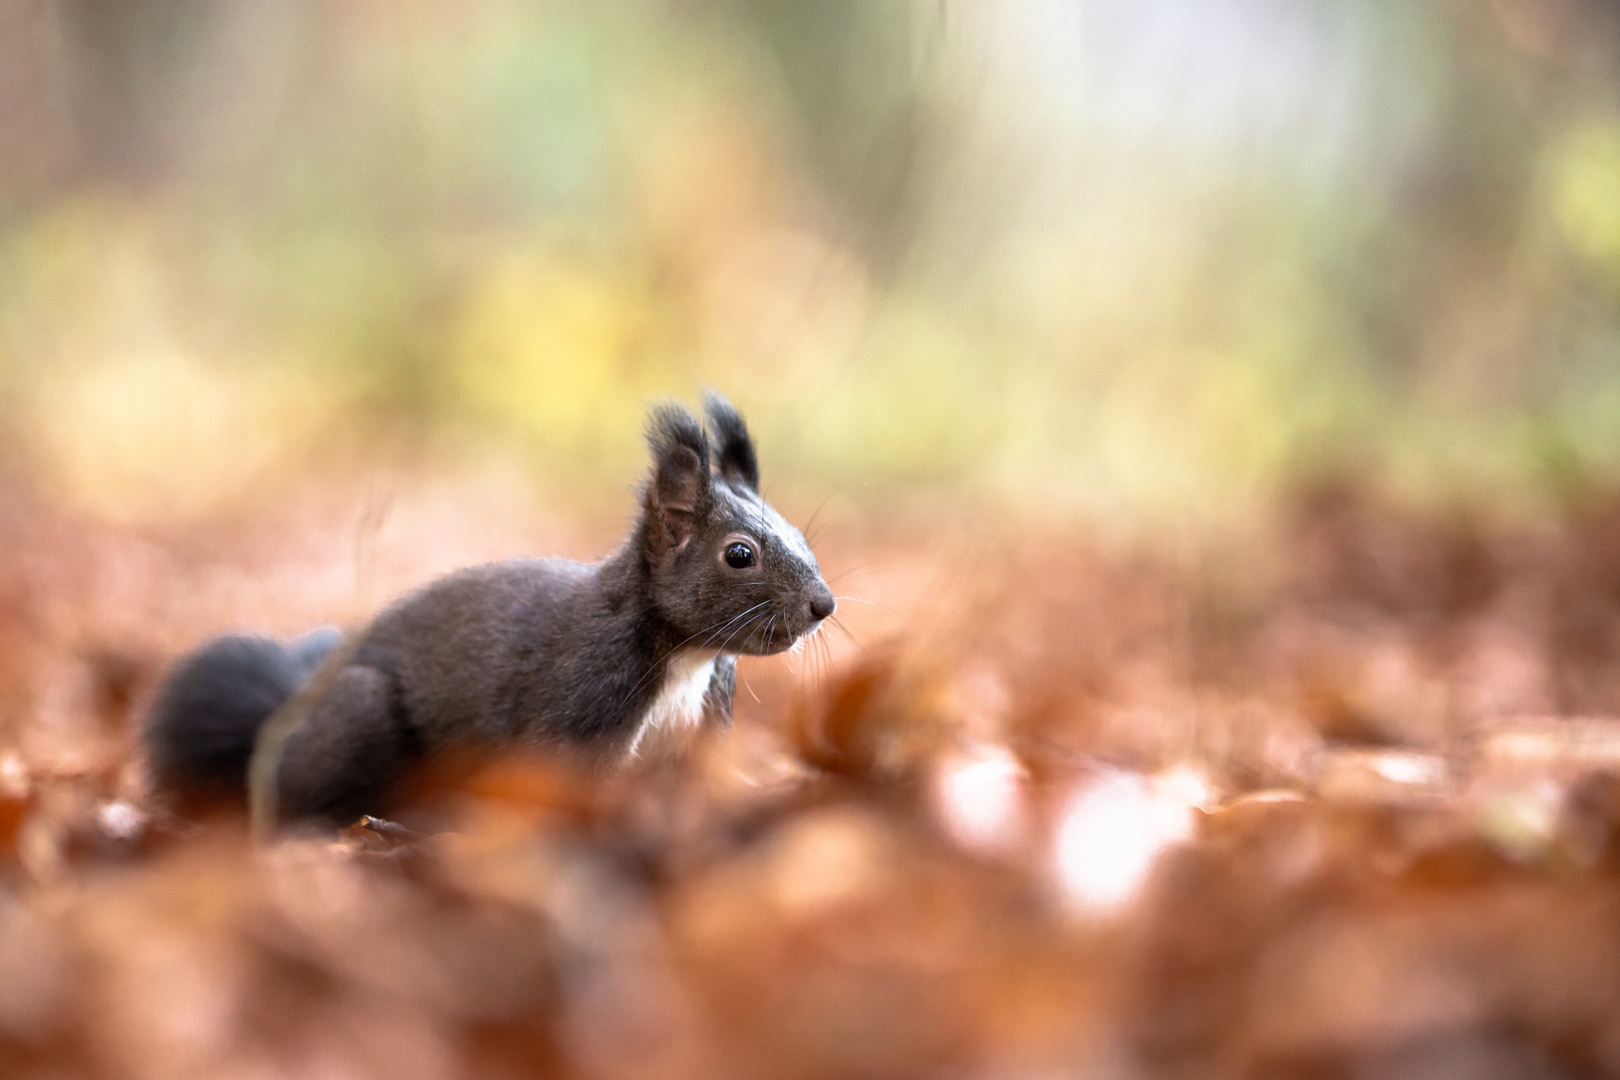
[13, 7, 1620, 1077]
[5, 0, 1620, 529]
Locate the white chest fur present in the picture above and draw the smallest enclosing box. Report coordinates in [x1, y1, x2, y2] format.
[627, 649, 718, 757]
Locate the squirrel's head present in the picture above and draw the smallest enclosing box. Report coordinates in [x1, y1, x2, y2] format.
[639, 393, 834, 656]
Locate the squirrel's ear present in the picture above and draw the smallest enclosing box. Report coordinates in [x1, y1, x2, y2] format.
[646, 402, 711, 552]
[704, 391, 759, 492]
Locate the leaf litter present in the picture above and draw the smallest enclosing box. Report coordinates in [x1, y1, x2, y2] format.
[3, 477, 1620, 1078]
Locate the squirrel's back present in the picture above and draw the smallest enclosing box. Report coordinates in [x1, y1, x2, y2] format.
[355, 557, 603, 746]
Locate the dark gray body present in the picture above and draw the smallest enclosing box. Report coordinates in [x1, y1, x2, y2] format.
[144, 394, 829, 827]
[272, 554, 736, 823]
[360, 556, 729, 749]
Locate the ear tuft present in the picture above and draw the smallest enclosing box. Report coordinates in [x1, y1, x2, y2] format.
[703, 391, 759, 492]
[645, 402, 711, 551]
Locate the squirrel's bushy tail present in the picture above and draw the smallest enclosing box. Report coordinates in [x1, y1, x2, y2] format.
[144, 628, 341, 798]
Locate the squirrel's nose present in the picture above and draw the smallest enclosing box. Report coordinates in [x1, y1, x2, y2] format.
[809, 591, 836, 621]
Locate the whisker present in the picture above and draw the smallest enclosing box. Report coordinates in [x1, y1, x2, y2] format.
[698, 600, 774, 650]
[813, 628, 832, 702]
[833, 594, 903, 619]
[616, 600, 773, 714]
[828, 614, 869, 657]
[823, 633, 836, 698]
[722, 615, 771, 660]
[802, 488, 843, 546]
[826, 563, 910, 586]
[781, 626, 799, 675]
[694, 600, 773, 646]
[757, 615, 778, 659]
[712, 607, 774, 658]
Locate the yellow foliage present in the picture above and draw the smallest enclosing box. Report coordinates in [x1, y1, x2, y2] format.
[449, 253, 671, 464]
[26, 350, 336, 524]
[1549, 118, 1620, 269]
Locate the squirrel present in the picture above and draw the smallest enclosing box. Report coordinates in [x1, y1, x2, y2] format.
[142, 393, 835, 826]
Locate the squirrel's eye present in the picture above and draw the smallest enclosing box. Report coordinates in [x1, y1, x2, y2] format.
[723, 541, 756, 569]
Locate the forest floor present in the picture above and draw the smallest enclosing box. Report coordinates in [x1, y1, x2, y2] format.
[3, 469, 1620, 1079]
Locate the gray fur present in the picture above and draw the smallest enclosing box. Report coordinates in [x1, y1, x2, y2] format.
[143, 395, 834, 825]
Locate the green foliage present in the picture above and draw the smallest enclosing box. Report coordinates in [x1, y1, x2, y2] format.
[2, 1, 1619, 521]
